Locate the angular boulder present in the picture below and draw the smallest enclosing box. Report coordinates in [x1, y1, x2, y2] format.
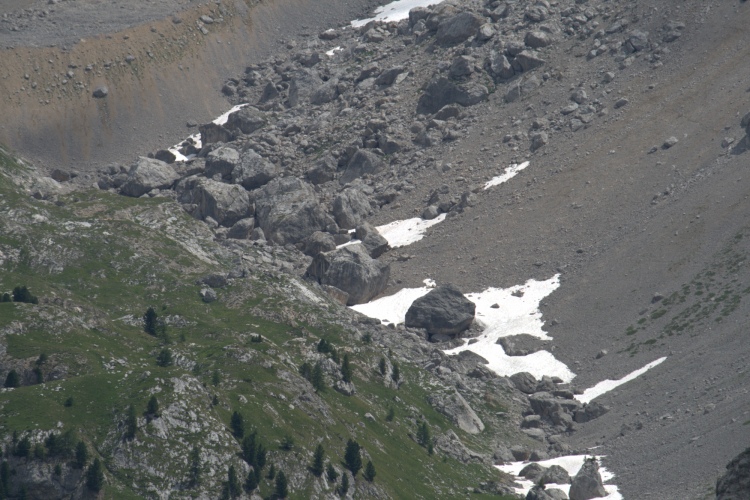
[205, 146, 240, 180]
[199, 123, 235, 145]
[177, 176, 253, 227]
[333, 188, 372, 229]
[355, 223, 390, 259]
[254, 177, 334, 245]
[569, 458, 607, 500]
[340, 149, 385, 185]
[428, 390, 484, 434]
[436, 12, 484, 46]
[227, 218, 255, 240]
[224, 106, 266, 135]
[120, 157, 180, 197]
[417, 76, 489, 115]
[405, 284, 475, 336]
[717, 447, 750, 500]
[232, 150, 278, 190]
[302, 231, 337, 257]
[306, 245, 390, 305]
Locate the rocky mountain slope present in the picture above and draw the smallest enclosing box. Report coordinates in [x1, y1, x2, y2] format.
[2, 0, 750, 498]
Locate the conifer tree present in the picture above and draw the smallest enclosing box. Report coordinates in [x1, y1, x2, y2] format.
[275, 470, 289, 498]
[244, 468, 258, 492]
[124, 405, 137, 440]
[339, 472, 349, 496]
[226, 465, 241, 499]
[311, 361, 325, 392]
[378, 357, 387, 376]
[326, 462, 339, 483]
[391, 362, 400, 383]
[267, 463, 276, 480]
[363, 460, 376, 482]
[344, 439, 362, 476]
[75, 441, 88, 469]
[4, 370, 19, 389]
[230, 411, 245, 439]
[189, 446, 202, 487]
[146, 395, 159, 418]
[86, 458, 104, 492]
[341, 354, 352, 383]
[143, 307, 158, 336]
[311, 443, 325, 477]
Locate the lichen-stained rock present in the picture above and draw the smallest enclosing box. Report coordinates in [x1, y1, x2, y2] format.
[254, 177, 334, 245]
[176, 176, 253, 227]
[428, 390, 485, 434]
[120, 157, 180, 198]
[306, 245, 390, 305]
[405, 284, 475, 336]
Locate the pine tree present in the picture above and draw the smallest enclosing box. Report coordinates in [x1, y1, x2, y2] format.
[156, 348, 173, 367]
[385, 406, 395, 422]
[12, 286, 37, 304]
[244, 468, 258, 492]
[75, 441, 88, 469]
[230, 411, 244, 439]
[212, 370, 221, 386]
[241, 432, 257, 465]
[280, 435, 294, 451]
[86, 458, 104, 492]
[339, 472, 349, 496]
[417, 421, 431, 448]
[143, 307, 158, 336]
[266, 463, 276, 480]
[311, 361, 325, 392]
[326, 462, 339, 483]
[341, 354, 352, 383]
[0, 292, 10, 302]
[146, 395, 160, 418]
[4, 370, 20, 388]
[363, 460, 376, 482]
[0, 460, 9, 498]
[15, 436, 30, 458]
[256, 443, 267, 470]
[311, 443, 325, 477]
[391, 362, 400, 383]
[344, 439, 362, 476]
[317, 338, 331, 353]
[124, 405, 137, 440]
[189, 446, 202, 487]
[226, 465, 241, 498]
[378, 357, 387, 376]
[275, 470, 289, 498]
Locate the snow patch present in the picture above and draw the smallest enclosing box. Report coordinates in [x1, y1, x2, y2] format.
[338, 214, 447, 250]
[484, 161, 530, 190]
[168, 104, 248, 162]
[351, 274, 574, 381]
[326, 46, 343, 56]
[576, 356, 667, 404]
[497, 455, 622, 499]
[352, 0, 444, 27]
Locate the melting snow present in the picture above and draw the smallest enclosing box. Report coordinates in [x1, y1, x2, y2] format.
[326, 46, 343, 56]
[497, 455, 623, 499]
[352, 0, 444, 27]
[352, 274, 575, 381]
[484, 161, 530, 190]
[168, 104, 248, 162]
[576, 356, 667, 404]
[338, 214, 447, 250]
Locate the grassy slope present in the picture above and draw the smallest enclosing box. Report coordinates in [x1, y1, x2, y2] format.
[0, 149, 518, 499]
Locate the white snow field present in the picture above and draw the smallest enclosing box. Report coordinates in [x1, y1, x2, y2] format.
[575, 356, 667, 404]
[352, 0, 443, 27]
[168, 104, 248, 162]
[483, 161, 530, 190]
[352, 274, 576, 382]
[497, 455, 623, 499]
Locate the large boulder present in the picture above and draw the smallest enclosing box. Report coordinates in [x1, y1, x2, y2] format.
[417, 76, 489, 115]
[177, 176, 253, 227]
[120, 157, 180, 197]
[333, 188, 372, 229]
[224, 106, 266, 135]
[199, 123, 235, 145]
[306, 155, 337, 185]
[405, 284, 475, 336]
[428, 390, 485, 434]
[204, 146, 240, 180]
[254, 177, 334, 245]
[310, 78, 340, 105]
[569, 458, 607, 500]
[717, 447, 750, 500]
[232, 150, 278, 190]
[435, 12, 484, 46]
[340, 149, 386, 185]
[287, 68, 323, 108]
[306, 245, 390, 305]
[355, 223, 390, 259]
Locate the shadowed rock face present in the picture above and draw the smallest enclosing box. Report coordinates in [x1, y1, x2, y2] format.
[405, 284, 475, 336]
[306, 244, 390, 306]
[716, 448, 750, 500]
[569, 458, 607, 500]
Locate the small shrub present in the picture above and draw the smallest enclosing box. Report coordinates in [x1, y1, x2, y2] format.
[326, 462, 339, 483]
[64, 397, 74, 407]
[156, 348, 173, 367]
[280, 435, 294, 451]
[4, 370, 20, 388]
[363, 460, 376, 482]
[12, 286, 38, 304]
